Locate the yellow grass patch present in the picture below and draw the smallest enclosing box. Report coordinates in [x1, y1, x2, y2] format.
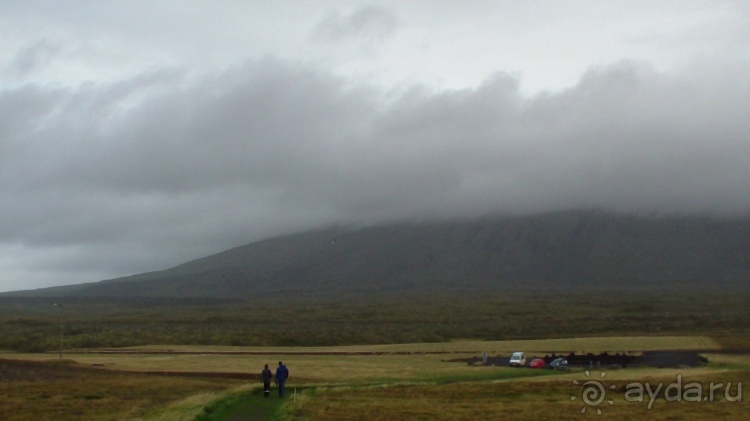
[2, 335, 724, 385]
[703, 353, 750, 370]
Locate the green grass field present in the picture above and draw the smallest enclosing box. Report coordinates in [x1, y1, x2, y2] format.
[1, 335, 747, 420]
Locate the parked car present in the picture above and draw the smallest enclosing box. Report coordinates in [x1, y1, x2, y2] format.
[549, 358, 569, 370]
[528, 358, 546, 369]
[509, 352, 526, 367]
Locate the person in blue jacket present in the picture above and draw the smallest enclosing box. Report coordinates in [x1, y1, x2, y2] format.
[274, 361, 289, 397]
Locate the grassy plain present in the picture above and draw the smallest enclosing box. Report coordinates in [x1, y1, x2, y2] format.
[2, 291, 748, 352]
[5, 336, 719, 384]
[1, 290, 747, 419]
[2, 335, 748, 420]
[99, 334, 721, 354]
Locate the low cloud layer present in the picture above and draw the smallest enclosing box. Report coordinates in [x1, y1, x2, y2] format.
[2, 56, 749, 291]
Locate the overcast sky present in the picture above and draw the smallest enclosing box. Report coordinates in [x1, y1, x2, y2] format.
[1, 1, 749, 292]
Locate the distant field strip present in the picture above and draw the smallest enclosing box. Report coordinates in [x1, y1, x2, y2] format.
[65, 335, 721, 355]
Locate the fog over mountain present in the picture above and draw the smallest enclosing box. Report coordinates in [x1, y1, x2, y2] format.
[5, 211, 749, 298]
[1, 2, 749, 292]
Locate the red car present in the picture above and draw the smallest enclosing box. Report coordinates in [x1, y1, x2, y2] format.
[528, 358, 546, 369]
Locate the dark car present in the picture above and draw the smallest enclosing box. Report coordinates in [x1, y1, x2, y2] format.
[549, 358, 569, 370]
[528, 358, 546, 369]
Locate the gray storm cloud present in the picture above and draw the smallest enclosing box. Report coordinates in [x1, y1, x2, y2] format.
[1, 57, 749, 291]
[5, 41, 61, 77]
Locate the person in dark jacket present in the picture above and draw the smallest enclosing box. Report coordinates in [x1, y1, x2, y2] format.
[274, 361, 289, 397]
[261, 364, 273, 397]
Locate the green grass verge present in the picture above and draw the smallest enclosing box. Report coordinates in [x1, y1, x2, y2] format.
[204, 367, 566, 419]
[195, 387, 290, 421]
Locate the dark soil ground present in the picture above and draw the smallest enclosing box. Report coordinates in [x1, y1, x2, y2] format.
[453, 350, 713, 368]
[0, 358, 84, 381]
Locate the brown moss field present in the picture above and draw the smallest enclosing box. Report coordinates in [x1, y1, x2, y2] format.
[295, 371, 748, 420]
[0, 358, 246, 421]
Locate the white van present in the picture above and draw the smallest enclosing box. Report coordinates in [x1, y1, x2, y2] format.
[509, 352, 526, 367]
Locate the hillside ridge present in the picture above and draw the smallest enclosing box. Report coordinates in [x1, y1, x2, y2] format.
[5, 210, 749, 298]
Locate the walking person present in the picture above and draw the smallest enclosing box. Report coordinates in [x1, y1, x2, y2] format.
[261, 364, 273, 398]
[274, 361, 289, 397]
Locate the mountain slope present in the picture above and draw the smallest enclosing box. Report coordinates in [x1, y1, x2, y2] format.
[5, 210, 750, 298]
